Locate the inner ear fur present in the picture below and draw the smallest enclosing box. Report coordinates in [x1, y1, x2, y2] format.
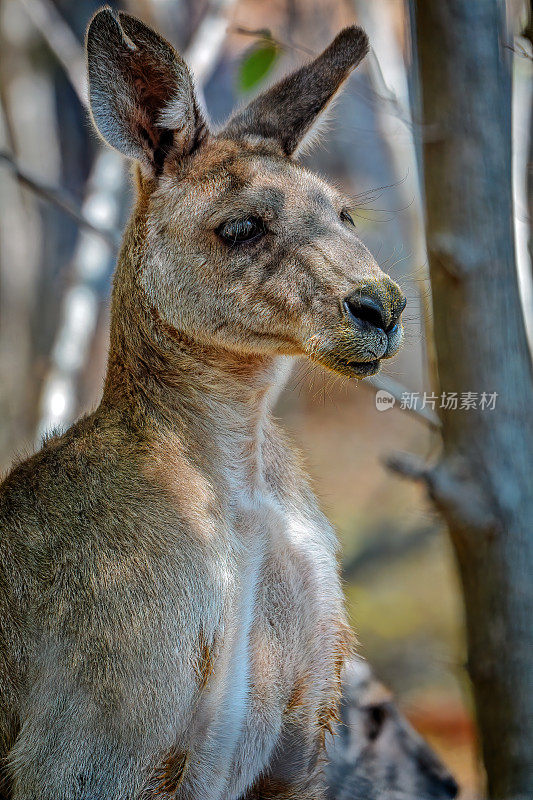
[86, 7, 207, 174]
[223, 26, 369, 156]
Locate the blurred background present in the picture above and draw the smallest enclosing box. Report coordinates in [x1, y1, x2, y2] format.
[0, 1, 531, 798]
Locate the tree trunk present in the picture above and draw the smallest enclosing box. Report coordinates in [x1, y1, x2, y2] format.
[412, 2, 533, 796]
[526, 4, 533, 285]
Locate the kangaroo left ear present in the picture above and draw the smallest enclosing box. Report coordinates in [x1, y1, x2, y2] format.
[86, 8, 208, 175]
[223, 26, 368, 156]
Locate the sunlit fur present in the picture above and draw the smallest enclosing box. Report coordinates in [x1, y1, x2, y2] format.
[0, 10, 407, 800]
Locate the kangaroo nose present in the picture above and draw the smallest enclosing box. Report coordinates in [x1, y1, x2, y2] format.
[344, 290, 406, 333]
[441, 775, 459, 798]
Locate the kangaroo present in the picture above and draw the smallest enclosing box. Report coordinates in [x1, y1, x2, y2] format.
[0, 9, 406, 800]
[326, 660, 458, 800]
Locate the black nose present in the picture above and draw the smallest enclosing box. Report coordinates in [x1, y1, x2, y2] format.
[441, 775, 459, 798]
[344, 292, 406, 333]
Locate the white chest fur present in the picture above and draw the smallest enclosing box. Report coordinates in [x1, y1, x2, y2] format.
[180, 484, 342, 800]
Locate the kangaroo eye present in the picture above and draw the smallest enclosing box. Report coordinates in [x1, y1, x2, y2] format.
[217, 217, 265, 244]
[365, 702, 389, 741]
[340, 209, 355, 227]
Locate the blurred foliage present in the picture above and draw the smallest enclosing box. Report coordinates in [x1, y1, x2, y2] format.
[238, 38, 279, 91]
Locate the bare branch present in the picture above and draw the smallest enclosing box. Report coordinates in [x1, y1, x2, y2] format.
[0, 150, 119, 248]
[185, 0, 238, 85]
[19, 0, 87, 106]
[386, 450, 500, 536]
[364, 48, 418, 128]
[504, 40, 533, 61]
[384, 450, 430, 482]
[365, 373, 442, 429]
[229, 25, 315, 56]
[341, 522, 441, 581]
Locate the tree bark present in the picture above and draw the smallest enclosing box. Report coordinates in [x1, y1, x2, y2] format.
[526, 4, 533, 284]
[412, 2, 533, 797]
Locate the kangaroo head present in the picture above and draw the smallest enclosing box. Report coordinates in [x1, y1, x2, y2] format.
[327, 661, 459, 800]
[86, 9, 406, 381]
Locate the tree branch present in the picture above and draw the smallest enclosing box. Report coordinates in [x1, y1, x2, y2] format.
[386, 450, 501, 536]
[341, 521, 441, 581]
[366, 373, 441, 429]
[385, 449, 430, 482]
[229, 25, 315, 56]
[185, 0, 238, 86]
[19, 0, 87, 106]
[0, 150, 119, 248]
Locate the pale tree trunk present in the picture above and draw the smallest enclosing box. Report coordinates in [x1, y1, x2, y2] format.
[399, 2, 533, 797]
[526, 4, 533, 282]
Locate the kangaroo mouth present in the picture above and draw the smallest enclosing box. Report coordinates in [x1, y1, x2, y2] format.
[306, 316, 403, 380]
[339, 357, 381, 378]
[308, 349, 383, 380]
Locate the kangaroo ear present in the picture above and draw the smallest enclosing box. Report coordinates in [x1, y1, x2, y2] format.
[224, 26, 368, 156]
[86, 8, 207, 174]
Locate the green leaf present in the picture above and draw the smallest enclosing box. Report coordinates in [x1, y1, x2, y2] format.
[238, 42, 279, 92]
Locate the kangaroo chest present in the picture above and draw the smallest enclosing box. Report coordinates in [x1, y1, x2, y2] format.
[178, 485, 345, 800]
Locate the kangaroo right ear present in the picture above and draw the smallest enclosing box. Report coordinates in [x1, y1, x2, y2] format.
[223, 26, 368, 157]
[86, 8, 208, 175]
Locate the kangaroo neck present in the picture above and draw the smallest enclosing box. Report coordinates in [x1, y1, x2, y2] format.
[101, 281, 290, 488]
